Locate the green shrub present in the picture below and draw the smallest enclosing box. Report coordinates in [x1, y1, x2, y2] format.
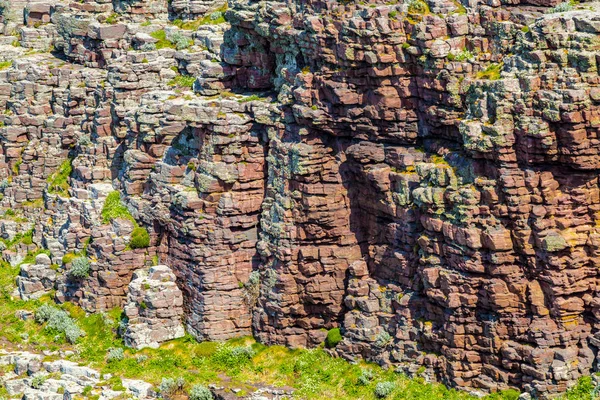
[211, 344, 254, 371]
[189, 385, 213, 400]
[158, 377, 186, 399]
[168, 75, 196, 88]
[407, 0, 430, 14]
[357, 368, 374, 385]
[70, 257, 90, 278]
[325, 328, 342, 348]
[129, 227, 150, 249]
[170, 32, 192, 50]
[31, 375, 46, 389]
[107, 347, 125, 362]
[0, 61, 12, 70]
[546, 0, 575, 13]
[101, 191, 135, 224]
[374, 382, 395, 398]
[35, 304, 82, 344]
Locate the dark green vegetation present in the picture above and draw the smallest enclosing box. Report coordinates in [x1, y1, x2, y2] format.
[0, 252, 596, 399]
[129, 227, 150, 249]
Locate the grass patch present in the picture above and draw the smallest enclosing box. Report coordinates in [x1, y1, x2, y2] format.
[150, 30, 176, 49]
[46, 158, 73, 197]
[101, 191, 135, 224]
[172, 5, 228, 29]
[168, 75, 196, 88]
[0, 61, 12, 70]
[476, 63, 503, 80]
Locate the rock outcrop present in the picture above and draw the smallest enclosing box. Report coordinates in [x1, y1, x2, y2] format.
[0, 0, 599, 397]
[124, 265, 185, 349]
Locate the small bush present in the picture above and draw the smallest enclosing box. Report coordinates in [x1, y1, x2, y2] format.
[158, 377, 186, 399]
[136, 355, 148, 363]
[407, 0, 430, 14]
[189, 385, 213, 400]
[129, 227, 150, 249]
[211, 344, 254, 371]
[546, 0, 574, 13]
[69, 257, 90, 279]
[35, 304, 82, 344]
[107, 347, 125, 362]
[374, 382, 395, 398]
[31, 375, 46, 389]
[325, 328, 342, 348]
[374, 331, 392, 348]
[170, 32, 192, 50]
[0, 61, 12, 70]
[357, 368, 374, 385]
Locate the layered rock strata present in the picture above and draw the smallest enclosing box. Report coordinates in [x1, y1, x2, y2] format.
[0, 0, 599, 397]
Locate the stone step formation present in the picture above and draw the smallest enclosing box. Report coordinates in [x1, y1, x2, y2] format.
[0, 0, 599, 397]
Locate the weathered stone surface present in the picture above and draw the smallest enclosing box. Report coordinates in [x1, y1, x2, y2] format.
[0, 0, 600, 397]
[123, 265, 185, 349]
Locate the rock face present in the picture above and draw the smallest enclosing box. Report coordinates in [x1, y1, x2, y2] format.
[124, 265, 185, 349]
[1, 0, 600, 397]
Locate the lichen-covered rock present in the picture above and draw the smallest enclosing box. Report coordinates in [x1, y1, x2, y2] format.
[123, 265, 185, 349]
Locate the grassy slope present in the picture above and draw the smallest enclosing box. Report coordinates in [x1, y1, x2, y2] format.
[0, 259, 594, 400]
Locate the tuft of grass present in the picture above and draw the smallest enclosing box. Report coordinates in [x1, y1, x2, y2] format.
[168, 75, 196, 88]
[46, 158, 73, 197]
[407, 0, 430, 14]
[150, 30, 176, 49]
[101, 191, 136, 224]
[476, 63, 503, 80]
[172, 4, 228, 29]
[237, 94, 266, 103]
[0, 61, 12, 70]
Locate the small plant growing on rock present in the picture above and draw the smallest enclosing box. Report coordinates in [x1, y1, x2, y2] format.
[374, 331, 392, 348]
[170, 32, 192, 50]
[546, 0, 575, 13]
[476, 63, 503, 80]
[106, 347, 125, 362]
[30, 375, 46, 389]
[158, 377, 186, 399]
[189, 385, 213, 400]
[407, 0, 429, 14]
[129, 227, 150, 249]
[325, 328, 342, 348]
[102, 191, 135, 224]
[242, 271, 260, 307]
[69, 257, 90, 279]
[374, 381, 395, 398]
